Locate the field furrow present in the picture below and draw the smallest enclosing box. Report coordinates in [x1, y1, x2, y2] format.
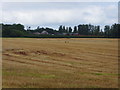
[2, 38, 118, 88]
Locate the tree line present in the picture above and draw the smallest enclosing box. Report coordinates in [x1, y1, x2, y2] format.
[1, 23, 120, 38]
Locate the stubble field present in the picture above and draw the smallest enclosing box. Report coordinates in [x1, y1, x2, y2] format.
[2, 38, 118, 88]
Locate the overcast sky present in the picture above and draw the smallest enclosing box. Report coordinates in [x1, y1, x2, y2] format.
[2, 2, 118, 30]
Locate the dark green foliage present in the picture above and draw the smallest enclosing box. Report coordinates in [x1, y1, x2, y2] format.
[2, 23, 120, 38]
[3, 29, 24, 37]
[94, 26, 100, 36]
[2, 24, 28, 37]
[68, 27, 72, 33]
[103, 23, 119, 37]
[110, 23, 119, 37]
[78, 24, 89, 35]
[104, 25, 110, 36]
[58, 25, 63, 33]
[73, 26, 78, 33]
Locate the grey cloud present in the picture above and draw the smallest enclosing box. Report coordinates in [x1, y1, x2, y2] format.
[2, 2, 118, 29]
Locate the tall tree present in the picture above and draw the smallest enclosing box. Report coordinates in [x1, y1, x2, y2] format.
[110, 23, 119, 37]
[94, 26, 100, 35]
[73, 26, 78, 33]
[58, 25, 63, 33]
[65, 27, 69, 33]
[78, 25, 82, 34]
[68, 27, 72, 33]
[63, 26, 66, 33]
[104, 25, 110, 37]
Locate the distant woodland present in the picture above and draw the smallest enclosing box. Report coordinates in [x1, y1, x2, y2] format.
[1, 23, 120, 38]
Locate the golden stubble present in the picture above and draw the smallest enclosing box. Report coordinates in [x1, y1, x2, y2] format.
[2, 38, 118, 88]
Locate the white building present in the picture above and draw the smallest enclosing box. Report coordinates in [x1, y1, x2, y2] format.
[41, 31, 49, 35]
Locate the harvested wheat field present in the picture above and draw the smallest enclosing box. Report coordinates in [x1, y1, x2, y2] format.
[2, 38, 118, 88]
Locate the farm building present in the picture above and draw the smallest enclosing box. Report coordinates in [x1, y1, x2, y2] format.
[33, 32, 41, 35]
[41, 31, 49, 35]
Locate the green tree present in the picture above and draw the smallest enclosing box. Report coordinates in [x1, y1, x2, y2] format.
[68, 27, 72, 33]
[104, 25, 110, 37]
[94, 26, 100, 36]
[58, 25, 63, 33]
[73, 26, 78, 33]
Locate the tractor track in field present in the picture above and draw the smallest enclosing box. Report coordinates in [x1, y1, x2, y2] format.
[7, 48, 118, 56]
[2, 38, 118, 88]
[3, 48, 117, 60]
[3, 46, 117, 70]
[3, 53, 80, 69]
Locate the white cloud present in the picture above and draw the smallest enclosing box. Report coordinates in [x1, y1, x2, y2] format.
[2, 2, 118, 29]
[3, 9, 73, 25]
